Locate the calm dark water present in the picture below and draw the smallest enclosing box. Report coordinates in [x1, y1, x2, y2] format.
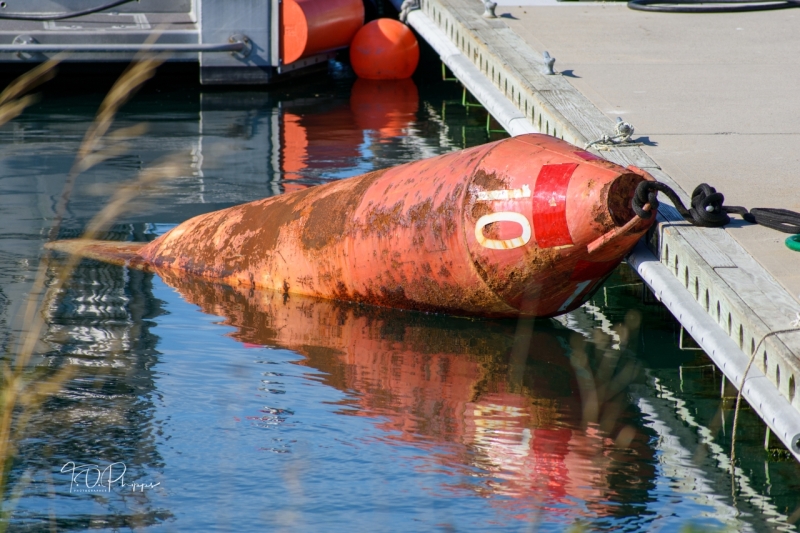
[1, 62, 799, 532]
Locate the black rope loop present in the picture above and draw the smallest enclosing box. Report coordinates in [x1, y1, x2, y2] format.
[689, 184, 730, 227]
[633, 181, 699, 222]
[631, 180, 800, 234]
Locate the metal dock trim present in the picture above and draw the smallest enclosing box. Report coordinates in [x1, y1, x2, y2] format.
[391, 0, 800, 456]
[629, 242, 800, 461]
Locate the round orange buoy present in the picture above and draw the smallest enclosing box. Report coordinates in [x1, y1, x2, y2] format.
[49, 135, 656, 318]
[350, 19, 419, 80]
[350, 77, 419, 138]
[281, 0, 364, 65]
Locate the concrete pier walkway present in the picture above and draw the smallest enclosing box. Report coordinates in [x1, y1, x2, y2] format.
[393, 0, 800, 458]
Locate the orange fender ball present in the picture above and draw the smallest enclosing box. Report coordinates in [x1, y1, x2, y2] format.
[349, 19, 420, 80]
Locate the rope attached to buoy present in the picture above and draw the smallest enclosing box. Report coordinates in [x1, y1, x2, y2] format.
[632, 181, 800, 250]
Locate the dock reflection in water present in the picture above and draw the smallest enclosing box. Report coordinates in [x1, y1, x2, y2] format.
[156, 268, 657, 526]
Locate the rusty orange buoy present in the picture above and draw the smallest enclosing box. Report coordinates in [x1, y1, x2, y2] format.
[48, 134, 656, 318]
[281, 0, 364, 65]
[349, 19, 420, 80]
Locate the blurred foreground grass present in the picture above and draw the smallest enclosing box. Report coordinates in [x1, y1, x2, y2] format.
[0, 51, 193, 530]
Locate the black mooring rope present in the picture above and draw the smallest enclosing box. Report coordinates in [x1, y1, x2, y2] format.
[633, 181, 800, 235]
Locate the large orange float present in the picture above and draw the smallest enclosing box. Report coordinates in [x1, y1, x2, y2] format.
[49, 134, 656, 318]
[281, 0, 364, 65]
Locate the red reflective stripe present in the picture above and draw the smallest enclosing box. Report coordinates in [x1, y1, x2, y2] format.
[570, 259, 620, 281]
[532, 163, 577, 248]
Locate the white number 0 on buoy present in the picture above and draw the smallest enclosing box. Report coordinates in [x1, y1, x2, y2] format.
[474, 185, 531, 250]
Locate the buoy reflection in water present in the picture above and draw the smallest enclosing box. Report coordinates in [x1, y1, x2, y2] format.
[280, 78, 419, 192]
[156, 269, 656, 523]
[350, 78, 419, 139]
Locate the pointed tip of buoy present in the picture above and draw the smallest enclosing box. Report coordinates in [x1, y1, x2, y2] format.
[45, 239, 148, 268]
[349, 19, 419, 80]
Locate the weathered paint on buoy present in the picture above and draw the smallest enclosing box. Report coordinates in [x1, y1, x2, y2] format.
[48, 134, 655, 318]
[281, 0, 364, 65]
[350, 19, 420, 80]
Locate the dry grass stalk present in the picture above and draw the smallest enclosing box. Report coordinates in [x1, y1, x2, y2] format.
[0, 57, 61, 132]
[0, 177, 185, 525]
[1, 152, 189, 530]
[730, 326, 800, 488]
[75, 54, 167, 166]
[83, 155, 189, 238]
[0, 46, 181, 529]
[0, 58, 59, 108]
[17, 47, 166, 364]
[0, 61, 63, 524]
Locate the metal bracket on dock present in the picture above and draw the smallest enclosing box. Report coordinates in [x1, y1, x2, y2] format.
[679, 326, 705, 351]
[276, 52, 335, 74]
[11, 34, 38, 60]
[441, 62, 458, 81]
[462, 86, 483, 109]
[486, 114, 506, 134]
[228, 34, 252, 60]
[585, 118, 642, 150]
